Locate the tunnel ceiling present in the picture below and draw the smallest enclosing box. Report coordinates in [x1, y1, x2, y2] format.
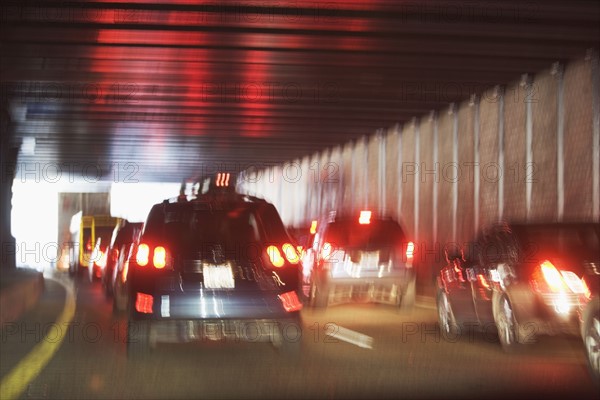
[2, 0, 599, 183]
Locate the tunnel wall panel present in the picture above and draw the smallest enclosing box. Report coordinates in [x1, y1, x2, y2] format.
[456, 101, 476, 246]
[436, 110, 454, 252]
[385, 125, 401, 222]
[503, 83, 527, 222]
[400, 123, 416, 238]
[563, 58, 594, 220]
[478, 88, 500, 227]
[530, 71, 559, 222]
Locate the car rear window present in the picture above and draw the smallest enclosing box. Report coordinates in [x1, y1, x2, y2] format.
[324, 219, 406, 249]
[143, 201, 291, 256]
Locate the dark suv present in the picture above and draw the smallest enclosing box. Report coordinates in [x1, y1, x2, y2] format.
[306, 210, 416, 308]
[126, 175, 303, 358]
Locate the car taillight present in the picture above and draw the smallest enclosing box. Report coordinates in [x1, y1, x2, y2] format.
[278, 291, 303, 312]
[406, 241, 415, 259]
[532, 260, 588, 295]
[267, 245, 285, 267]
[136, 243, 150, 266]
[266, 243, 300, 268]
[153, 246, 167, 269]
[310, 220, 318, 235]
[282, 243, 300, 264]
[359, 210, 371, 224]
[540, 260, 567, 292]
[135, 293, 153, 314]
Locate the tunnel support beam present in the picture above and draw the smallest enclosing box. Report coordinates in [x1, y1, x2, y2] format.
[378, 129, 387, 216]
[396, 126, 403, 222]
[523, 74, 534, 221]
[432, 111, 439, 244]
[450, 104, 458, 242]
[496, 86, 505, 222]
[553, 62, 565, 222]
[590, 49, 600, 222]
[472, 95, 481, 230]
[413, 119, 420, 243]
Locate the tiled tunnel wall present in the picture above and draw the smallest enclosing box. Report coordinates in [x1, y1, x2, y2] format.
[239, 53, 600, 291]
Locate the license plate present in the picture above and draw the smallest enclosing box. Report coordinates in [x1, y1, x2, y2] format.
[203, 264, 235, 289]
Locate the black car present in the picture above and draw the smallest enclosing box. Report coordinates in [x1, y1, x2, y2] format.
[306, 210, 416, 309]
[126, 173, 303, 358]
[581, 258, 600, 384]
[436, 222, 598, 351]
[101, 221, 143, 311]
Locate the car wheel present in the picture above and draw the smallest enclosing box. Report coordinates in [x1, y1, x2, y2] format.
[494, 294, 520, 352]
[437, 290, 459, 337]
[583, 301, 600, 384]
[126, 320, 150, 360]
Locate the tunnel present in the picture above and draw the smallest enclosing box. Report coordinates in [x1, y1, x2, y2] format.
[0, 1, 599, 399]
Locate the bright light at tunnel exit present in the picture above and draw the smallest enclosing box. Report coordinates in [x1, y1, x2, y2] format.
[11, 181, 58, 271]
[10, 181, 182, 271]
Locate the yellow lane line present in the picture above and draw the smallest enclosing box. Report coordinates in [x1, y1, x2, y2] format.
[0, 278, 76, 400]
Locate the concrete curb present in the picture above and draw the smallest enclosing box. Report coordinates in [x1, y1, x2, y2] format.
[0, 270, 45, 326]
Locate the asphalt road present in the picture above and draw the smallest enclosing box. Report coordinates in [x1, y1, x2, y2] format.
[1, 272, 597, 400]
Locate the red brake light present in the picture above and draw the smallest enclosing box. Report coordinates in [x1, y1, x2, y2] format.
[282, 243, 300, 264]
[310, 220, 318, 235]
[135, 292, 153, 314]
[136, 243, 150, 266]
[153, 246, 167, 269]
[406, 241, 415, 259]
[359, 210, 371, 224]
[278, 291, 303, 312]
[540, 260, 567, 292]
[267, 245, 285, 268]
[216, 172, 230, 187]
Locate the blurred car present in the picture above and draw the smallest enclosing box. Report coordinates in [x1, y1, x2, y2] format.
[88, 235, 110, 282]
[305, 210, 416, 309]
[101, 220, 143, 299]
[125, 173, 303, 358]
[436, 222, 598, 352]
[581, 258, 599, 384]
[289, 220, 318, 299]
[69, 215, 121, 278]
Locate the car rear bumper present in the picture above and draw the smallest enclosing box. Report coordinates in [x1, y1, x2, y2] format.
[514, 290, 589, 337]
[130, 290, 298, 320]
[137, 317, 301, 345]
[322, 275, 414, 305]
